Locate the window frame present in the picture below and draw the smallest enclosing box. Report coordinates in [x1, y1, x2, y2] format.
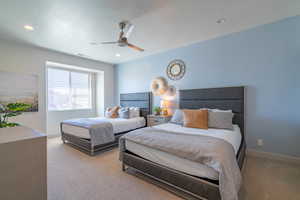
[46, 66, 93, 111]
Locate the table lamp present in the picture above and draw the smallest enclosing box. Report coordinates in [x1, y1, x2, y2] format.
[160, 99, 170, 116]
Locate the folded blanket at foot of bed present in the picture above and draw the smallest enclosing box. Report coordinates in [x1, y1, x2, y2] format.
[119, 127, 241, 200]
[61, 118, 114, 146]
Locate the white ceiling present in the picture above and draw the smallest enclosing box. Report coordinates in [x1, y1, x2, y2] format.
[0, 0, 299, 64]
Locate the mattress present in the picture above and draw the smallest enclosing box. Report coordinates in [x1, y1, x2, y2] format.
[62, 117, 145, 139]
[125, 123, 242, 180]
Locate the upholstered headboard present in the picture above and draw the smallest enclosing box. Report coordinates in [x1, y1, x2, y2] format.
[179, 86, 245, 135]
[120, 92, 152, 118]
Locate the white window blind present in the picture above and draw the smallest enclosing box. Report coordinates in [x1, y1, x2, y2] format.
[47, 67, 92, 111]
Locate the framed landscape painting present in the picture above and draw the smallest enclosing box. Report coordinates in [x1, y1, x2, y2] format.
[0, 71, 38, 112]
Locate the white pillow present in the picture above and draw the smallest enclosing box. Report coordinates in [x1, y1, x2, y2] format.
[200, 108, 232, 113]
[170, 109, 184, 125]
[211, 109, 232, 113]
[129, 107, 140, 118]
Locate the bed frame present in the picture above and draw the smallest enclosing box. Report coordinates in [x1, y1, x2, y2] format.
[120, 86, 246, 200]
[61, 92, 152, 156]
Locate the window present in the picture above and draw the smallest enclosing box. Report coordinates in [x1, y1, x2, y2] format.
[47, 67, 92, 111]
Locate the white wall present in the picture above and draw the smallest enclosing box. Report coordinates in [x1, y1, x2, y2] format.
[0, 39, 115, 134]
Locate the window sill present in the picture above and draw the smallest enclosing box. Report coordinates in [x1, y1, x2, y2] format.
[48, 108, 93, 112]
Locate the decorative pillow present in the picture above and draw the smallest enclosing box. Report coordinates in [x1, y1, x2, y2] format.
[118, 107, 130, 119]
[129, 107, 140, 118]
[211, 109, 232, 113]
[200, 108, 232, 112]
[105, 106, 119, 118]
[104, 108, 111, 117]
[182, 109, 208, 129]
[170, 109, 184, 125]
[208, 110, 234, 130]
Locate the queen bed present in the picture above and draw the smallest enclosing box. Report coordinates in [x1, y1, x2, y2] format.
[119, 87, 246, 200]
[61, 92, 152, 155]
[125, 123, 242, 180]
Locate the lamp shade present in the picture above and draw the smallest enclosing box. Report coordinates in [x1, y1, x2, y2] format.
[161, 85, 177, 101]
[160, 99, 168, 108]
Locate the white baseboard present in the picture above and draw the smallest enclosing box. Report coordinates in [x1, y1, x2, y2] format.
[247, 149, 300, 165]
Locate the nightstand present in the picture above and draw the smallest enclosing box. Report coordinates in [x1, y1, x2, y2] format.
[147, 115, 172, 127]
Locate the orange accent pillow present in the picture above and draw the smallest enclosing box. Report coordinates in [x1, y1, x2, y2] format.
[182, 109, 208, 129]
[106, 106, 120, 118]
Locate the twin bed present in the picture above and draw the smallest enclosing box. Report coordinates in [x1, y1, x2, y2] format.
[62, 117, 146, 140]
[61, 87, 246, 200]
[61, 92, 152, 155]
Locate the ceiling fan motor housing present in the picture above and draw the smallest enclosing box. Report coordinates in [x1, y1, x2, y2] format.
[119, 21, 127, 30]
[101, 21, 144, 51]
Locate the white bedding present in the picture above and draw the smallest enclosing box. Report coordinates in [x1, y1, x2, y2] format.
[125, 123, 241, 180]
[154, 123, 241, 154]
[62, 117, 145, 139]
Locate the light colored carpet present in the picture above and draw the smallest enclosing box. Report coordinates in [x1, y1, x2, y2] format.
[48, 138, 300, 200]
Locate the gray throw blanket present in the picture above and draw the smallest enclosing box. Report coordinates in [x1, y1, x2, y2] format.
[61, 118, 114, 146]
[119, 127, 241, 200]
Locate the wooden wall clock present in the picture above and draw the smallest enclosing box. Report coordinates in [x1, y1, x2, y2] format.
[166, 59, 186, 80]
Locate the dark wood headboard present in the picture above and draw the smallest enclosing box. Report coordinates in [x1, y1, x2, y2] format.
[120, 92, 152, 118]
[179, 87, 245, 135]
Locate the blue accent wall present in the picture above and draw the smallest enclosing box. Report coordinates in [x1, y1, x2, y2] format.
[115, 16, 300, 157]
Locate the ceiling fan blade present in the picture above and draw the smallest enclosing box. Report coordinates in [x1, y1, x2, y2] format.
[101, 41, 119, 44]
[125, 24, 135, 38]
[127, 43, 144, 52]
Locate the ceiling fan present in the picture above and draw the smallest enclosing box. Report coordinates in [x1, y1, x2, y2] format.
[101, 21, 144, 52]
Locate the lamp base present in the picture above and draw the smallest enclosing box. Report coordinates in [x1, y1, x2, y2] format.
[162, 109, 168, 116]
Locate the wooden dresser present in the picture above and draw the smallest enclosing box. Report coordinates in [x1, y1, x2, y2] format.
[0, 126, 47, 200]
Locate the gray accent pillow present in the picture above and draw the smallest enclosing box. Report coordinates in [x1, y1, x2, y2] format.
[170, 109, 184, 125]
[118, 107, 130, 119]
[208, 110, 234, 130]
[129, 107, 140, 118]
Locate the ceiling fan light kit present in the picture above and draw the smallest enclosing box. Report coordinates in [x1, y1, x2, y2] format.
[101, 21, 144, 52]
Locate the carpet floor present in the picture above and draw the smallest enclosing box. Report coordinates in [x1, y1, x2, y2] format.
[48, 138, 300, 200]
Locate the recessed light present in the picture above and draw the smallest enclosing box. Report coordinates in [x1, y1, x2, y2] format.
[24, 25, 34, 31]
[216, 18, 226, 24]
[115, 53, 121, 57]
[90, 42, 98, 45]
